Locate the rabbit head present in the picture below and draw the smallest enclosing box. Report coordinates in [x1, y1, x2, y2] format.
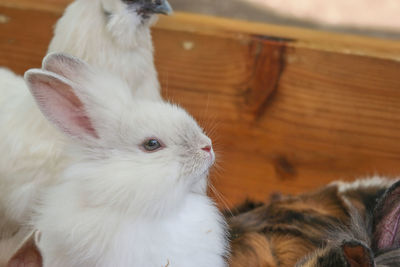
[25, 53, 214, 218]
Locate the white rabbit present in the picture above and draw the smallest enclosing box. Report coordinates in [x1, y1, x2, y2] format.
[48, 0, 173, 101]
[0, 0, 172, 243]
[0, 67, 66, 245]
[22, 53, 227, 267]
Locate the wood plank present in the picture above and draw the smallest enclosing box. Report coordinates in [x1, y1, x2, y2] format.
[156, 13, 400, 61]
[1, 3, 400, 208]
[0, 0, 70, 13]
[0, 6, 57, 73]
[153, 28, 400, 206]
[3, 0, 400, 60]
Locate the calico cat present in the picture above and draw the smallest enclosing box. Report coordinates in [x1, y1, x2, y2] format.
[227, 177, 395, 267]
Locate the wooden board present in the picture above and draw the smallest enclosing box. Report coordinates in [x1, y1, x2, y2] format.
[1, 1, 400, 208]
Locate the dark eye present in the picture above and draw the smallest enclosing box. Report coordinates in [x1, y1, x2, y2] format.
[142, 139, 162, 152]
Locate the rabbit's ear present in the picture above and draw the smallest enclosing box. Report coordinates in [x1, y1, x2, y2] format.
[342, 241, 374, 267]
[24, 69, 98, 140]
[42, 53, 90, 82]
[372, 180, 400, 251]
[7, 231, 42, 267]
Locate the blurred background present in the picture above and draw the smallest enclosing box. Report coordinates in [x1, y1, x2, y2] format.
[169, 0, 400, 39]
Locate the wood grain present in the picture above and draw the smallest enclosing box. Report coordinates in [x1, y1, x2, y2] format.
[0, 0, 69, 13]
[1, 1, 400, 208]
[155, 13, 400, 61]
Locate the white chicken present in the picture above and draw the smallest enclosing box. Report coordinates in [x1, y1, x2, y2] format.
[49, 0, 172, 100]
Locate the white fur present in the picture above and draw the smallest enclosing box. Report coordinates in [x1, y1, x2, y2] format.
[0, 68, 66, 227]
[0, 0, 164, 251]
[24, 54, 227, 266]
[48, 0, 162, 100]
[333, 176, 395, 193]
[0, 67, 68, 265]
[0, 1, 226, 264]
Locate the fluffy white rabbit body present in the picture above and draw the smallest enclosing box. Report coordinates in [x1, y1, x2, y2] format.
[24, 54, 227, 266]
[0, 68, 65, 232]
[0, 0, 172, 238]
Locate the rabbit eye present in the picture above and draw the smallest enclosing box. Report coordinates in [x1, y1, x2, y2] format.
[142, 139, 162, 152]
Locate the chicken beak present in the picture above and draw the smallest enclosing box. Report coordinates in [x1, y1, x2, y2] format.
[153, 0, 173, 15]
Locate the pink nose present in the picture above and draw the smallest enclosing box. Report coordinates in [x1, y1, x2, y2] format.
[202, 146, 212, 153]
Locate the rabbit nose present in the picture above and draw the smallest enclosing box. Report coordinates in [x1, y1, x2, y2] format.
[201, 145, 212, 153]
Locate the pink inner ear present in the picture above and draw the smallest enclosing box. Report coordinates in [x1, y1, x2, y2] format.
[7, 238, 42, 267]
[373, 181, 400, 251]
[29, 74, 98, 139]
[343, 243, 373, 267]
[379, 206, 400, 247]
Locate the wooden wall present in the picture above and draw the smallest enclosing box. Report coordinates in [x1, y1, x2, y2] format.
[1, 1, 400, 208]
